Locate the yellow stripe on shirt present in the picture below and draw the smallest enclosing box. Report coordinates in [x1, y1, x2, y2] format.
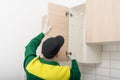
[26, 57, 70, 80]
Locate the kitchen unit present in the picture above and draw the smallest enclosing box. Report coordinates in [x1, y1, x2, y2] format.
[42, 3, 102, 63]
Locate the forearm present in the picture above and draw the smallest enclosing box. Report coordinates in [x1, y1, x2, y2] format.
[70, 59, 81, 80]
[25, 32, 45, 58]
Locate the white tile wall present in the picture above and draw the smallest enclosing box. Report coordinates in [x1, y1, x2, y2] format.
[84, 74, 95, 80]
[111, 61, 120, 69]
[111, 69, 120, 78]
[102, 52, 110, 60]
[118, 45, 120, 51]
[78, 64, 84, 73]
[96, 60, 110, 68]
[96, 75, 110, 80]
[84, 66, 96, 74]
[81, 72, 84, 80]
[96, 68, 109, 76]
[80, 44, 120, 80]
[111, 52, 120, 60]
[103, 45, 118, 52]
[111, 78, 120, 80]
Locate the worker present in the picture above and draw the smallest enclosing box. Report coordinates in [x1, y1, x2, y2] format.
[23, 19, 81, 80]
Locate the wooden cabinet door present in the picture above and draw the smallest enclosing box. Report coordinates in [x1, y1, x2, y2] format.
[86, 0, 103, 43]
[42, 3, 69, 61]
[86, 0, 120, 43]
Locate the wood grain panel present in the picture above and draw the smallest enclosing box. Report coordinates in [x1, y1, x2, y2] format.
[86, 0, 104, 43]
[42, 3, 69, 62]
[86, 0, 120, 43]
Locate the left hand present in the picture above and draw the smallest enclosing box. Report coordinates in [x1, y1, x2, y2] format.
[66, 51, 76, 60]
[42, 18, 52, 35]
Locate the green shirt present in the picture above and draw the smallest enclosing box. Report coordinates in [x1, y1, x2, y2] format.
[23, 32, 81, 80]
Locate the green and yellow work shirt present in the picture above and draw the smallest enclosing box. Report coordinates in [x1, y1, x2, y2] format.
[24, 32, 81, 80]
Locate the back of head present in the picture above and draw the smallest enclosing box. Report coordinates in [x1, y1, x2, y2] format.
[42, 35, 64, 59]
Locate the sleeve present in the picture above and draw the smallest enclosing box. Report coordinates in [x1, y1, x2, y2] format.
[69, 59, 81, 80]
[24, 32, 45, 68]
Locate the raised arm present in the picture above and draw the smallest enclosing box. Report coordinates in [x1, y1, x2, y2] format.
[25, 32, 45, 58]
[24, 19, 51, 67]
[67, 52, 81, 80]
[25, 19, 51, 58]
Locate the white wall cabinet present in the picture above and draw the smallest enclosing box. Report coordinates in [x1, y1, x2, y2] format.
[68, 4, 102, 63]
[42, 3, 102, 63]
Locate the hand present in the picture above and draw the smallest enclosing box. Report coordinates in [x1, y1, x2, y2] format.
[42, 18, 52, 35]
[66, 52, 76, 60]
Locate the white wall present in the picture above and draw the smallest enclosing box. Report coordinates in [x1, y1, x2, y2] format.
[0, 0, 45, 80]
[47, 0, 85, 8]
[0, 0, 85, 80]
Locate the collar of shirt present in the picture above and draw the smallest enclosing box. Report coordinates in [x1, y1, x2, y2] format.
[39, 57, 60, 66]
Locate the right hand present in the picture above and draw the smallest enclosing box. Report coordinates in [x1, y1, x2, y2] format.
[66, 52, 76, 60]
[42, 18, 52, 35]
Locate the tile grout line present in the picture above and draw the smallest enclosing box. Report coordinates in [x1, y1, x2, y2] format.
[95, 64, 96, 80]
[83, 64, 85, 80]
[103, 51, 120, 52]
[109, 51, 111, 80]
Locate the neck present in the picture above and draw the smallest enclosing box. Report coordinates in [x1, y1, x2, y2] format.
[43, 57, 57, 61]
